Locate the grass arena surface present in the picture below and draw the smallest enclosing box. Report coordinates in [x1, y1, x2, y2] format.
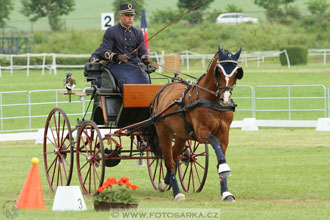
[0, 129, 330, 219]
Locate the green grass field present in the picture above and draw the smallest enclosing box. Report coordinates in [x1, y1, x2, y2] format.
[1, 128, 330, 219]
[5, 0, 310, 32]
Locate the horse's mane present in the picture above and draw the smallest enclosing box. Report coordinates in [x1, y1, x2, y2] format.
[206, 52, 219, 73]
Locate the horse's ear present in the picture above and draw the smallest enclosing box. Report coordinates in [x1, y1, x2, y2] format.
[218, 45, 225, 59]
[234, 48, 242, 60]
[236, 67, 244, 79]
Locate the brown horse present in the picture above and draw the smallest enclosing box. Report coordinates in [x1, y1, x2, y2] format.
[150, 46, 243, 202]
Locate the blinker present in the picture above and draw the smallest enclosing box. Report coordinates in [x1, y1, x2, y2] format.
[236, 67, 244, 79]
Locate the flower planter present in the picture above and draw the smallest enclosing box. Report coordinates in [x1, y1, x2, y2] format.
[94, 202, 138, 211]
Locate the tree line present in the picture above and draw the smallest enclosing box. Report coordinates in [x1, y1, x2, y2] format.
[1, 0, 329, 31]
[2, 0, 212, 30]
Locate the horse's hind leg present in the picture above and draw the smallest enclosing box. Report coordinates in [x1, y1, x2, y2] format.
[208, 134, 235, 202]
[155, 124, 185, 200]
[159, 137, 186, 192]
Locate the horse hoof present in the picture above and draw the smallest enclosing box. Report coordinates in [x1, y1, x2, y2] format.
[158, 180, 170, 192]
[222, 191, 235, 202]
[218, 163, 231, 178]
[174, 193, 185, 201]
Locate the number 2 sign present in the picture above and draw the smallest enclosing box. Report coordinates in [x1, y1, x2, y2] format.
[101, 13, 115, 30]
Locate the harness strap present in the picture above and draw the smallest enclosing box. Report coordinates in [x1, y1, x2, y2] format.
[178, 84, 196, 139]
[149, 79, 236, 140]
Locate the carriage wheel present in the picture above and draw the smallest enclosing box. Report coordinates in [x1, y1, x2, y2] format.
[178, 140, 209, 192]
[76, 120, 105, 195]
[146, 148, 167, 190]
[43, 108, 74, 192]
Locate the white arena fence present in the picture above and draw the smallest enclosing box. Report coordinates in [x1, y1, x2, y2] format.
[308, 49, 330, 65]
[179, 50, 291, 70]
[1, 49, 328, 77]
[0, 85, 329, 135]
[0, 50, 298, 77]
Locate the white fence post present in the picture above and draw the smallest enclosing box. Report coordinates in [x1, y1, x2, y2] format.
[283, 49, 290, 69]
[42, 53, 46, 76]
[52, 53, 57, 75]
[27, 53, 30, 76]
[10, 55, 13, 75]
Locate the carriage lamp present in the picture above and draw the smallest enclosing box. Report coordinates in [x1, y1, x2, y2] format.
[64, 72, 76, 91]
[62, 72, 76, 102]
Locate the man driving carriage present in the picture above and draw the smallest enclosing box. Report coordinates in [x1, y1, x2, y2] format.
[89, 3, 151, 90]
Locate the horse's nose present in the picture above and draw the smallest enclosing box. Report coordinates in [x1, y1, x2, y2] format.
[220, 91, 232, 106]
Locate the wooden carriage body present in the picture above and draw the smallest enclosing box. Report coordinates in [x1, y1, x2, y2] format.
[83, 63, 163, 127]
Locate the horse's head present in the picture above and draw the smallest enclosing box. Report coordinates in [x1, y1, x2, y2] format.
[214, 45, 244, 106]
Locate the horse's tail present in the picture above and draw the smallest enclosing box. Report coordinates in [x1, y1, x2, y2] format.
[145, 124, 162, 157]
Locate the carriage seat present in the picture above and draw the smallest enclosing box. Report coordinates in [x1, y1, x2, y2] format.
[84, 62, 120, 95]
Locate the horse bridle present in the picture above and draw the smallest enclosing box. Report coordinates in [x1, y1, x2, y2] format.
[214, 59, 239, 98]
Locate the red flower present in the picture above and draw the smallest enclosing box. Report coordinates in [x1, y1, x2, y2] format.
[131, 184, 138, 191]
[102, 182, 109, 188]
[125, 182, 132, 188]
[120, 177, 129, 184]
[107, 177, 117, 185]
[98, 186, 105, 193]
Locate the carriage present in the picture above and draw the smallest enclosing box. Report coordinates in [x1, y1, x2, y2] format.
[42, 61, 209, 196]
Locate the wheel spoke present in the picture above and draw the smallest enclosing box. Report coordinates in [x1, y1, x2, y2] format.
[58, 153, 69, 179]
[54, 113, 59, 147]
[47, 156, 57, 173]
[58, 157, 63, 186]
[60, 119, 66, 149]
[182, 161, 189, 180]
[83, 164, 91, 186]
[193, 162, 202, 185]
[149, 157, 157, 166]
[78, 160, 89, 171]
[193, 141, 199, 153]
[92, 164, 100, 192]
[158, 160, 164, 183]
[194, 160, 205, 170]
[48, 124, 58, 149]
[89, 163, 92, 193]
[52, 157, 57, 187]
[152, 159, 159, 182]
[194, 152, 207, 157]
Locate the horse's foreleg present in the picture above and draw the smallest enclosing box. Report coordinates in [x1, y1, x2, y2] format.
[220, 178, 235, 202]
[208, 134, 231, 178]
[208, 134, 235, 202]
